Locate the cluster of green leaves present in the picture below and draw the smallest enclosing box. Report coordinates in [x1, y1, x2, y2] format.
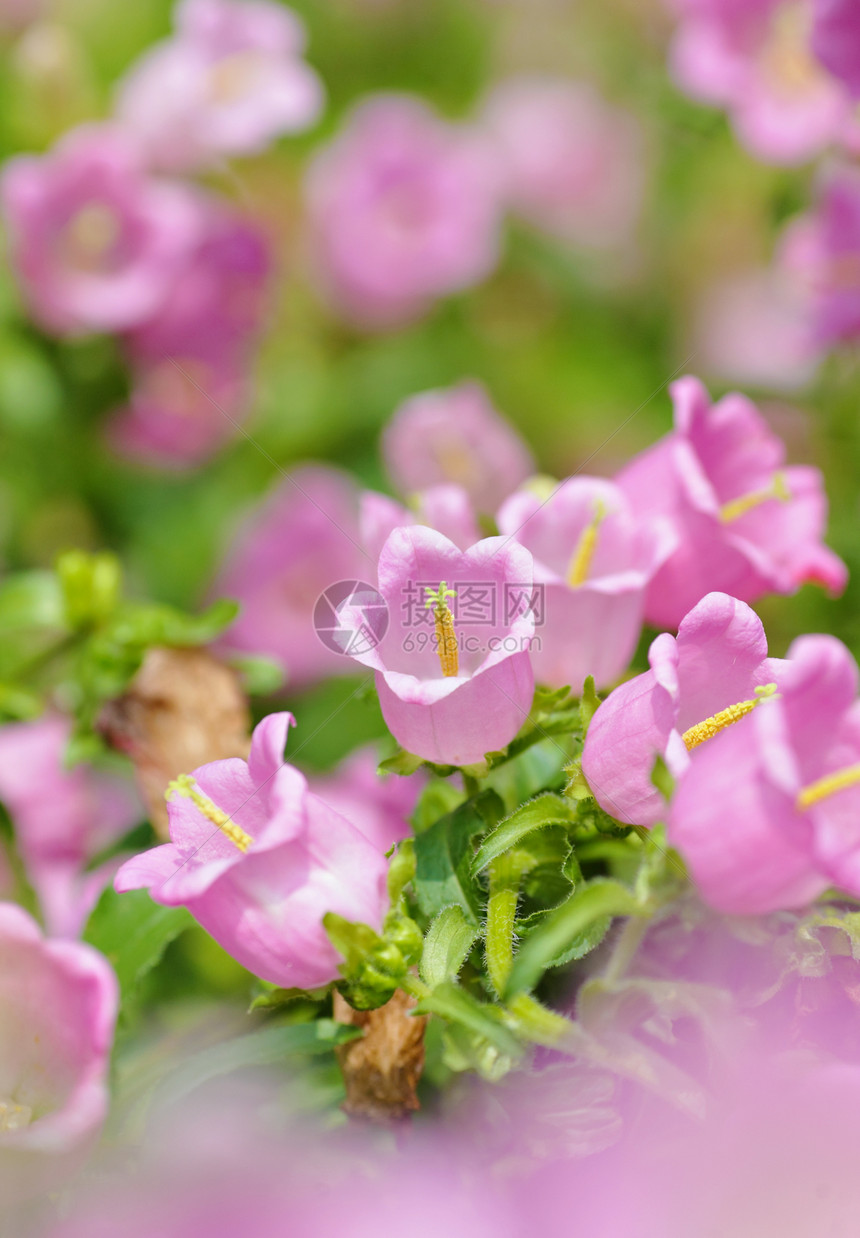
[0, 549, 241, 754]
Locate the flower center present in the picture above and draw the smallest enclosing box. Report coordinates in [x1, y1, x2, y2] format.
[0, 1099, 32, 1132]
[62, 202, 121, 273]
[682, 683, 778, 751]
[720, 472, 790, 523]
[209, 51, 265, 103]
[796, 763, 860, 812]
[425, 581, 459, 678]
[566, 500, 607, 587]
[166, 774, 254, 852]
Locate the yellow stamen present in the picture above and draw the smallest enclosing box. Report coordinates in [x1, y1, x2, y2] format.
[682, 683, 778, 751]
[567, 500, 607, 588]
[720, 472, 790, 523]
[63, 203, 121, 273]
[0, 1100, 32, 1132]
[425, 582, 459, 678]
[166, 774, 254, 853]
[796, 763, 860, 812]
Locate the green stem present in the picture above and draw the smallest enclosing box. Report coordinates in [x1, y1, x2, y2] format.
[506, 993, 573, 1047]
[398, 972, 430, 1001]
[602, 913, 650, 987]
[485, 851, 530, 999]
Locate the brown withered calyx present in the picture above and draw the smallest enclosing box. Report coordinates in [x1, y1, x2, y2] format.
[333, 989, 427, 1122]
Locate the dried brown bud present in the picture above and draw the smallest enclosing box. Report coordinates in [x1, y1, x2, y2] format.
[99, 646, 251, 839]
[333, 988, 427, 1123]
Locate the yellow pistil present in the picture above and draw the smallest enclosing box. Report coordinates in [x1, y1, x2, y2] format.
[720, 472, 790, 523]
[566, 499, 607, 588]
[425, 582, 459, 678]
[166, 774, 254, 853]
[682, 683, 778, 752]
[0, 1100, 32, 1132]
[796, 763, 860, 812]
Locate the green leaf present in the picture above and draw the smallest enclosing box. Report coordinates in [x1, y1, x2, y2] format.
[414, 795, 496, 923]
[229, 654, 286, 696]
[413, 981, 522, 1059]
[110, 597, 239, 649]
[378, 748, 425, 776]
[505, 880, 640, 997]
[83, 887, 193, 1005]
[0, 571, 64, 632]
[420, 905, 479, 987]
[387, 838, 416, 904]
[152, 1020, 361, 1107]
[247, 984, 331, 1014]
[472, 793, 577, 875]
[579, 675, 601, 733]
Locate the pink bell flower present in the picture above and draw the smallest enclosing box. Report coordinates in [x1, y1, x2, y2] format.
[305, 95, 503, 328]
[213, 465, 374, 689]
[382, 381, 534, 514]
[115, 0, 324, 171]
[115, 713, 389, 990]
[343, 526, 535, 767]
[616, 375, 847, 630]
[668, 633, 860, 914]
[0, 124, 201, 335]
[581, 592, 784, 827]
[0, 903, 117, 1205]
[0, 715, 140, 939]
[497, 477, 671, 692]
[667, 0, 855, 165]
[480, 76, 646, 252]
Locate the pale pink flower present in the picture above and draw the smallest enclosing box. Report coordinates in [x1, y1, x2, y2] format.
[116, 0, 324, 171]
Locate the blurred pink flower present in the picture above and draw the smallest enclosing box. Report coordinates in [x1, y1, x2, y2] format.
[108, 200, 271, 469]
[812, 0, 860, 97]
[344, 526, 535, 767]
[382, 381, 533, 514]
[669, 632, 860, 914]
[309, 746, 424, 854]
[668, 0, 855, 164]
[213, 465, 374, 690]
[481, 76, 646, 251]
[0, 714, 140, 938]
[0, 903, 117, 1206]
[497, 477, 670, 692]
[616, 375, 847, 630]
[360, 484, 481, 561]
[0, 0, 42, 31]
[306, 95, 503, 328]
[777, 163, 860, 346]
[116, 0, 324, 171]
[582, 591, 783, 827]
[693, 266, 822, 389]
[115, 713, 389, 989]
[0, 124, 200, 335]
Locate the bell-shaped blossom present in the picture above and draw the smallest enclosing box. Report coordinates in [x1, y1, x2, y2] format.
[616, 375, 847, 630]
[581, 592, 784, 827]
[108, 202, 271, 468]
[812, 0, 860, 97]
[115, 0, 324, 171]
[481, 76, 646, 251]
[382, 381, 533, 514]
[309, 746, 424, 854]
[343, 526, 535, 767]
[360, 484, 480, 561]
[213, 466, 373, 689]
[497, 477, 670, 692]
[667, 0, 855, 164]
[0, 124, 201, 335]
[0, 714, 140, 938]
[305, 95, 503, 328]
[668, 633, 860, 914]
[776, 163, 860, 346]
[0, 903, 117, 1205]
[115, 713, 389, 989]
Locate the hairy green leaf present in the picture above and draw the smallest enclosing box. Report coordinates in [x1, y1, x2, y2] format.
[420, 905, 479, 988]
[472, 793, 576, 875]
